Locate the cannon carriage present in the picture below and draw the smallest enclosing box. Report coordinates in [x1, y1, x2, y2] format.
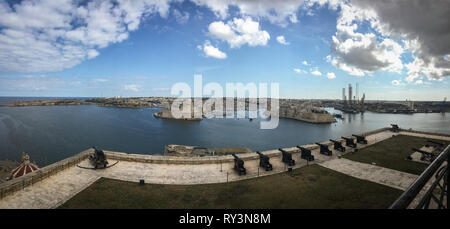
[329, 139, 346, 152]
[90, 147, 109, 169]
[342, 136, 357, 148]
[256, 151, 273, 171]
[296, 146, 315, 161]
[352, 134, 368, 144]
[412, 148, 436, 162]
[391, 124, 400, 132]
[315, 142, 332, 156]
[426, 140, 445, 150]
[278, 148, 295, 166]
[232, 154, 246, 175]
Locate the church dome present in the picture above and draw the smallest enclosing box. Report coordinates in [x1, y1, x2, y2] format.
[10, 152, 39, 179]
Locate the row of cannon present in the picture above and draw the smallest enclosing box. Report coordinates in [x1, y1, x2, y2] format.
[232, 134, 369, 175]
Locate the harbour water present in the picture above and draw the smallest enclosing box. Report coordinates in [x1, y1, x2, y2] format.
[0, 97, 449, 166]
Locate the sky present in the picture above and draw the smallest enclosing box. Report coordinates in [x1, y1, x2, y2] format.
[0, 0, 449, 101]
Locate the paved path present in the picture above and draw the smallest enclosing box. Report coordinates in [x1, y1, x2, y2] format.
[319, 158, 418, 190]
[0, 166, 99, 209]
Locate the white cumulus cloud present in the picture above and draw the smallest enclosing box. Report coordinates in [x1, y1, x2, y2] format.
[326, 72, 336, 79]
[276, 36, 289, 45]
[0, 0, 172, 74]
[208, 17, 270, 48]
[192, 0, 305, 26]
[200, 41, 227, 59]
[311, 70, 322, 76]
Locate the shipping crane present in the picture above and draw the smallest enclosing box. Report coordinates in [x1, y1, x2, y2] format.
[441, 97, 447, 113]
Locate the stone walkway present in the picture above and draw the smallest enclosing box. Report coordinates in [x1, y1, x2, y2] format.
[0, 166, 99, 209]
[319, 158, 418, 190]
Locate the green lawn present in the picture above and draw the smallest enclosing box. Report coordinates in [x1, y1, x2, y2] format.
[343, 135, 449, 175]
[59, 164, 402, 209]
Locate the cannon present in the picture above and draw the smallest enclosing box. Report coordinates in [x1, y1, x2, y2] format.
[90, 146, 109, 169]
[232, 154, 246, 175]
[391, 124, 400, 132]
[352, 134, 368, 144]
[315, 142, 332, 156]
[342, 136, 357, 148]
[278, 148, 295, 166]
[412, 148, 436, 162]
[296, 146, 315, 161]
[329, 139, 346, 152]
[427, 140, 444, 147]
[256, 151, 273, 171]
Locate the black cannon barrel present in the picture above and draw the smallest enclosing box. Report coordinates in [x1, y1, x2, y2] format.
[315, 142, 327, 147]
[296, 146, 311, 153]
[256, 151, 268, 159]
[329, 139, 340, 143]
[341, 136, 352, 140]
[232, 153, 238, 158]
[352, 134, 364, 138]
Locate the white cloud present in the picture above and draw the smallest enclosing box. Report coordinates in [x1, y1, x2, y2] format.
[326, 72, 336, 79]
[391, 80, 401, 86]
[316, 0, 450, 82]
[201, 41, 227, 59]
[311, 70, 322, 76]
[208, 17, 270, 48]
[124, 84, 141, 92]
[192, 0, 305, 26]
[415, 80, 423, 85]
[294, 68, 306, 74]
[172, 9, 190, 24]
[276, 36, 289, 45]
[329, 5, 404, 76]
[0, 0, 172, 74]
[302, 61, 308, 66]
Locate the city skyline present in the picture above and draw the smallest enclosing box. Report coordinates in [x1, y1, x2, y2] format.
[0, 0, 449, 101]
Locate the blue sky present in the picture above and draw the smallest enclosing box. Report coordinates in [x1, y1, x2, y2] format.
[0, 0, 449, 101]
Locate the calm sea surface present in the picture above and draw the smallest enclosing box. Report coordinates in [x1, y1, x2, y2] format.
[1, 97, 449, 166]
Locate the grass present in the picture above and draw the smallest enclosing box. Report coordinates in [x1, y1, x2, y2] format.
[343, 135, 449, 175]
[59, 164, 402, 209]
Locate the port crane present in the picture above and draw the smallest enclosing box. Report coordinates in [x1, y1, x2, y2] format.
[441, 97, 447, 113]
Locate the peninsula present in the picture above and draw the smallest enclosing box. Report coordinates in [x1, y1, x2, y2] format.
[8, 97, 336, 124]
